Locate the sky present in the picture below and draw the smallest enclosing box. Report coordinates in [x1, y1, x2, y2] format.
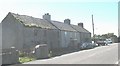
[0, 0, 119, 36]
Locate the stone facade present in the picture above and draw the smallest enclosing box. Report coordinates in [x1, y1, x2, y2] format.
[2, 12, 91, 51]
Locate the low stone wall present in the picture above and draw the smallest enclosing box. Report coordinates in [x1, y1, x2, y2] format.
[2, 47, 19, 65]
[35, 44, 49, 59]
[52, 47, 80, 57]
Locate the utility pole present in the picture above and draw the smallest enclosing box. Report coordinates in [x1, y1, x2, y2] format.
[92, 14, 95, 43]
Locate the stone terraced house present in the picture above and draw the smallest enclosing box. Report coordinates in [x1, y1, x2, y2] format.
[2, 12, 91, 51]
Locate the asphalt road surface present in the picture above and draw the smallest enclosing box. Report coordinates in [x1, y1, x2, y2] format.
[24, 43, 118, 64]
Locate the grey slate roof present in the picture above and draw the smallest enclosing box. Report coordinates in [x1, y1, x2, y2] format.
[71, 25, 90, 33]
[52, 21, 76, 32]
[10, 12, 57, 29]
[9, 12, 90, 33]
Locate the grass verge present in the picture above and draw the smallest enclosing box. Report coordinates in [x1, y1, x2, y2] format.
[19, 57, 36, 63]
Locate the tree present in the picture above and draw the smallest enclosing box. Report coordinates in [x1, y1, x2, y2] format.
[92, 33, 117, 41]
[101, 33, 117, 39]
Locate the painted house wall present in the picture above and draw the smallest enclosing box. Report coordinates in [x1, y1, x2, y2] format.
[2, 13, 24, 50]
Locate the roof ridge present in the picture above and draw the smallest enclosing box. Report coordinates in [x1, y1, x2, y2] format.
[7, 12, 57, 29]
[7, 12, 90, 33]
[9, 12, 42, 20]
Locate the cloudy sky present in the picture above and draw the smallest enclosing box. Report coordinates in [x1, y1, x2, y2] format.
[0, 0, 119, 36]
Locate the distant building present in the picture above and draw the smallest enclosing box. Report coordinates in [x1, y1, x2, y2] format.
[2, 12, 91, 50]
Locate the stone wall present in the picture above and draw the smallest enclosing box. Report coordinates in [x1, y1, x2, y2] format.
[2, 47, 19, 65]
[35, 44, 49, 59]
[2, 13, 24, 50]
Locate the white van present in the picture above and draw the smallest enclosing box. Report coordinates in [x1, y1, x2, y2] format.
[105, 39, 112, 44]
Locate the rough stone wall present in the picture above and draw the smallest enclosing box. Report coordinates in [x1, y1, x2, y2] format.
[23, 27, 60, 50]
[60, 31, 79, 48]
[23, 27, 35, 50]
[46, 29, 60, 50]
[80, 32, 91, 43]
[2, 13, 24, 50]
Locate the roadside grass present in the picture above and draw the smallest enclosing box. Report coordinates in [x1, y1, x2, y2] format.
[19, 56, 36, 63]
[18, 51, 52, 63]
[19, 51, 36, 63]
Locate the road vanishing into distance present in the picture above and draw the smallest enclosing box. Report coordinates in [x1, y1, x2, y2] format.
[24, 43, 119, 64]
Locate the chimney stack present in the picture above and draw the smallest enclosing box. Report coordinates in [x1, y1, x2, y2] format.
[64, 19, 70, 25]
[78, 23, 84, 28]
[43, 13, 51, 22]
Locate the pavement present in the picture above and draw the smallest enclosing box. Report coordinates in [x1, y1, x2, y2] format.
[23, 43, 119, 64]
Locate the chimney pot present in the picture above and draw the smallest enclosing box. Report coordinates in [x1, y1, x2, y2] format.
[64, 19, 70, 25]
[43, 13, 51, 22]
[78, 23, 84, 28]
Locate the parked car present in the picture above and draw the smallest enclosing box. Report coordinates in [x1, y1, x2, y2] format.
[92, 41, 98, 47]
[105, 39, 112, 44]
[92, 43, 98, 47]
[96, 39, 107, 46]
[80, 42, 94, 49]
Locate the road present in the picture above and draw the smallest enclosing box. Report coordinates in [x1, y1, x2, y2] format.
[24, 43, 118, 64]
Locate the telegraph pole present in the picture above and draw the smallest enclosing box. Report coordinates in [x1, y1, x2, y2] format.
[92, 14, 95, 43]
